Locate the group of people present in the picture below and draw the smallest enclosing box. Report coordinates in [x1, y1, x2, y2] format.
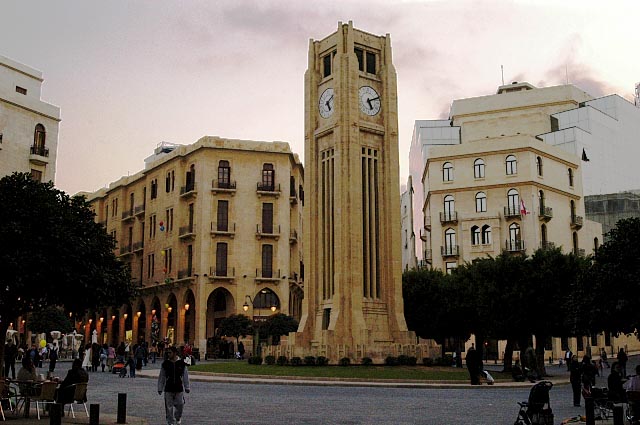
[3, 339, 61, 379]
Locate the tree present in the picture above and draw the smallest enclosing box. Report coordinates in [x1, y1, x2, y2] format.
[218, 314, 253, 346]
[0, 173, 135, 371]
[27, 306, 73, 335]
[260, 314, 298, 345]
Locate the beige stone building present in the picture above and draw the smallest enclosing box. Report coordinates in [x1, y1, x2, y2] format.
[0, 55, 60, 182]
[82, 137, 304, 357]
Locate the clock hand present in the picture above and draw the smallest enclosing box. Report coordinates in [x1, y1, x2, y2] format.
[367, 98, 373, 110]
[326, 95, 334, 110]
[369, 96, 380, 102]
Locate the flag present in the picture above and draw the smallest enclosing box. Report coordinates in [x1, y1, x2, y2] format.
[520, 199, 529, 215]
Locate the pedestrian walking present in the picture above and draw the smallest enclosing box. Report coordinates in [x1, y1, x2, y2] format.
[107, 344, 116, 372]
[600, 348, 609, 368]
[569, 355, 582, 407]
[158, 346, 190, 425]
[617, 348, 628, 377]
[4, 339, 17, 379]
[565, 348, 573, 371]
[466, 344, 481, 385]
[48, 342, 58, 373]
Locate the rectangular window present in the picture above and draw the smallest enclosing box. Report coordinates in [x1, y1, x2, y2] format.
[149, 214, 157, 239]
[261, 244, 273, 278]
[354, 48, 364, 71]
[166, 172, 171, 192]
[366, 51, 376, 74]
[187, 244, 193, 276]
[262, 203, 273, 234]
[216, 242, 228, 276]
[322, 308, 331, 330]
[323, 54, 331, 78]
[217, 200, 229, 231]
[445, 262, 457, 275]
[165, 208, 174, 232]
[15, 86, 27, 95]
[147, 253, 155, 278]
[550, 116, 559, 132]
[164, 248, 172, 273]
[30, 169, 42, 182]
[150, 179, 158, 199]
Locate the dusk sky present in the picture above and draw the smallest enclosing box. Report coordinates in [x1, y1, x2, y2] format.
[1, 0, 637, 195]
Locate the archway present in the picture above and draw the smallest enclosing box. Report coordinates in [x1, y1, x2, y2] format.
[150, 297, 161, 345]
[205, 288, 234, 359]
[136, 300, 147, 344]
[165, 294, 178, 345]
[183, 290, 196, 345]
[122, 304, 133, 343]
[110, 308, 120, 346]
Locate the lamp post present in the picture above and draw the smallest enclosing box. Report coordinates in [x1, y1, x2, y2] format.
[243, 295, 260, 356]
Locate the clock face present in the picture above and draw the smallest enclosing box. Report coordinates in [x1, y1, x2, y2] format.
[359, 86, 381, 116]
[318, 88, 335, 119]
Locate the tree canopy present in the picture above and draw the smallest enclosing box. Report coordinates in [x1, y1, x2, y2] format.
[259, 313, 299, 345]
[218, 314, 253, 344]
[27, 306, 73, 335]
[0, 172, 135, 339]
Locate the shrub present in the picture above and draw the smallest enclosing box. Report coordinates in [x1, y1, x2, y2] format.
[316, 356, 329, 366]
[265, 355, 276, 365]
[339, 357, 351, 366]
[434, 354, 454, 366]
[361, 357, 373, 366]
[248, 356, 263, 365]
[422, 357, 434, 367]
[290, 356, 302, 366]
[397, 355, 410, 365]
[304, 356, 316, 366]
[385, 356, 398, 366]
[276, 356, 288, 366]
[408, 356, 418, 366]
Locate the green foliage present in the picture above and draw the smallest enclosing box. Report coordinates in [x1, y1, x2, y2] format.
[27, 306, 73, 334]
[407, 356, 418, 366]
[303, 356, 316, 366]
[264, 355, 276, 365]
[397, 355, 410, 365]
[248, 356, 263, 365]
[0, 173, 134, 337]
[385, 356, 398, 366]
[361, 357, 373, 366]
[260, 314, 299, 345]
[290, 356, 302, 366]
[218, 314, 253, 344]
[276, 356, 288, 366]
[339, 357, 351, 366]
[422, 357, 434, 367]
[434, 355, 453, 366]
[316, 356, 328, 366]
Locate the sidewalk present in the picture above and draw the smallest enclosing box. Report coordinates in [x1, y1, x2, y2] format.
[0, 413, 148, 425]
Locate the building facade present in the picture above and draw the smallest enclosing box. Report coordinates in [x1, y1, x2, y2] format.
[83, 137, 304, 358]
[0, 55, 60, 182]
[401, 175, 418, 271]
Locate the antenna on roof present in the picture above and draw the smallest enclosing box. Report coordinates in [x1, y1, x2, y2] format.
[501, 65, 504, 86]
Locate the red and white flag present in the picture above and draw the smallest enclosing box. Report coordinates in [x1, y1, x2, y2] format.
[520, 199, 529, 215]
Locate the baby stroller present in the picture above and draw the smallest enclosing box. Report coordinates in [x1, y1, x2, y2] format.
[514, 381, 554, 425]
[590, 387, 614, 420]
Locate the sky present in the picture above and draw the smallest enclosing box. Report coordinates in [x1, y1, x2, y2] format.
[1, 0, 638, 195]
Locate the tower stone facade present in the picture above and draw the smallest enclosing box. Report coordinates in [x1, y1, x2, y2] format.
[289, 22, 418, 362]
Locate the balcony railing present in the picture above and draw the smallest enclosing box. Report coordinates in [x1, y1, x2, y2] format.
[255, 268, 281, 283]
[256, 224, 280, 239]
[121, 210, 135, 222]
[441, 245, 459, 257]
[179, 225, 196, 239]
[210, 221, 236, 237]
[132, 241, 144, 253]
[419, 229, 428, 242]
[211, 180, 236, 193]
[540, 241, 556, 251]
[505, 239, 526, 252]
[30, 145, 49, 157]
[177, 268, 193, 280]
[539, 206, 553, 220]
[209, 266, 235, 281]
[119, 244, 132, 256]
[424, 216, 431, 231]
[504, 206, 521, 219]
[289, 229, 298, 243]
[180, 183, 197, 198]
[571, 215, 584, 228]
[424, 249, 432, 260]
[439, 211, 458, 224]
[256, 182, 281, 197]
[134, 205, 146, 217]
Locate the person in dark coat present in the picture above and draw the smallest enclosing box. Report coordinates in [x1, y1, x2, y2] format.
[466, 344, 481, 385]
[608, 362, 626, 403]
[617, 348, 628, 377]
[157, 346, 190, 425]
[4, 339, 17, 379]
[56, 359, 89, 405]
[569, 355, 582, 407]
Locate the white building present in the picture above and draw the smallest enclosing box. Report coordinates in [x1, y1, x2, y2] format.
[0, 55, 60, 182]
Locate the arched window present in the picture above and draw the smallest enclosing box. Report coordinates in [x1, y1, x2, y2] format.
[33, 124, 46, 156]
[481, 225, 492, 244]
[254, 288, 280, 310]
[444, 228, 456, 251]
[507, 189, 520, 214]
[443, 195, 455, 220]
[536, 156, 543, 176]
[473, 158, 485, 179]
[475, 192, 487, 213]
[471, 226, 480, 245]
[442, 162, 454, 182]
[218, 160, 231, 188]
[570, 200, 576, 220]
[594, 237, 599, 252]
[261, 163, 275, 191]
[539, 190, 545, 211]
[509, 223, 520, 242]
[572, 232, 579, 255]
[505, 155, 517, 175]
[568, 168, 574, 187]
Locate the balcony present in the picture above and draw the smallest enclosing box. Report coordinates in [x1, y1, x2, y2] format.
[134, 205, 146, 217]
[179, 183, 197, 199]
[29, 145, 49, 165]
[211, 179, 236, 195]
[256, 182, 281, 198]
[289, 229, 298, 244]
[504, 206, 521, 219]
[256, 224, 280, 240]
[208, 266, 235, 282]
[178, 225, 196, 240]
[575, 248, 586, 257]
[424, 216, 431, 231]
[439, 211, 458, 224]
[419, 229, 428, 242]
[210, 222, 236, 238]
[539, 206, 553, 221]
[132, 241, 144, 254]
[441, 245, 459, 257]
[255, 268, 281, 284]
[118, 244, 132, 257]
[571, 215, 584, 229]
[540, 241, 556, 251]
[121, 210, 135, 222]
[505, 239, 526, 252]
[289, 187, 298, 205]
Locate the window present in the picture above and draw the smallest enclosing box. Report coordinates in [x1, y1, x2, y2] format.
[185, 165, 195, 192]
[541, 224, 547, 244]
[445, 262, 457, 275]
[218, 160, 231, 188]
[217, 200, 229, 231]
[165, 171, 174, 192]
[471, 226, 481, 245]
[572, 232, 579, 254]
[507, 189, 519, 213]
[570, 200, 576, 220]
[33, 124, 46, 156]
[509, 223, 520, 242]
[262, 203, 273, 234]
[261, 244, 273, 278]
[355, 48, 364, 71]
[473, 158, 485, 178]
[536, 156, 543, 176]
[16, 86, 27, 95]
[290, 176, 296, 197]
[261, 163, 275, 191]
[481, 225, 491, 244]
[30, 169, 42, 182]
[147, 253, 155, 278]
[215, 242, 228, 276]
[149, 214, 157, 239]
[165, 208, 174, 232]
[150, 179, 158, 199]
[188, 203, 194, 231]
[355, 47, 376, 75]
[322, 308, 331, 330]
[323, 54, 332, 78]
[505, 155, 517, 175]
[475, 192, 486, 213]
[444, 228, 456, 249]
[568, 168, 574, 187]
[442, 162, 453, 182]
[187, 244, 193, 275]
[164, 248, 172, 273]
[366, 51, 376, 74]
[594, 237, 599, 252]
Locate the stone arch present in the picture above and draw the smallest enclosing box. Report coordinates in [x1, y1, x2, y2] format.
[182, 289, 196, 345]
[205, 287, 235, 358]
[165, 293, 178, 345]
[135, 299, 147, 344]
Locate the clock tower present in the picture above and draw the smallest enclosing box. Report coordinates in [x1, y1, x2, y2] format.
[292, 21, 416, 361]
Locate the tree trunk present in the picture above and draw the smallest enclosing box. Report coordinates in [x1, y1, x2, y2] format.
[518, 335, 530, 368]
[0, 321, 7, 375]
[535, 334, 548, 377]
[502, 338, 514, 372]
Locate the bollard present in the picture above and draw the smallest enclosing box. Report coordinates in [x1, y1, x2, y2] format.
[585, 396, 595, 425]
[49, 403, 62, 425]
[117, 393, 127, 424]
[613, 404, 624, 425]
[89, 403, 100, 425]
